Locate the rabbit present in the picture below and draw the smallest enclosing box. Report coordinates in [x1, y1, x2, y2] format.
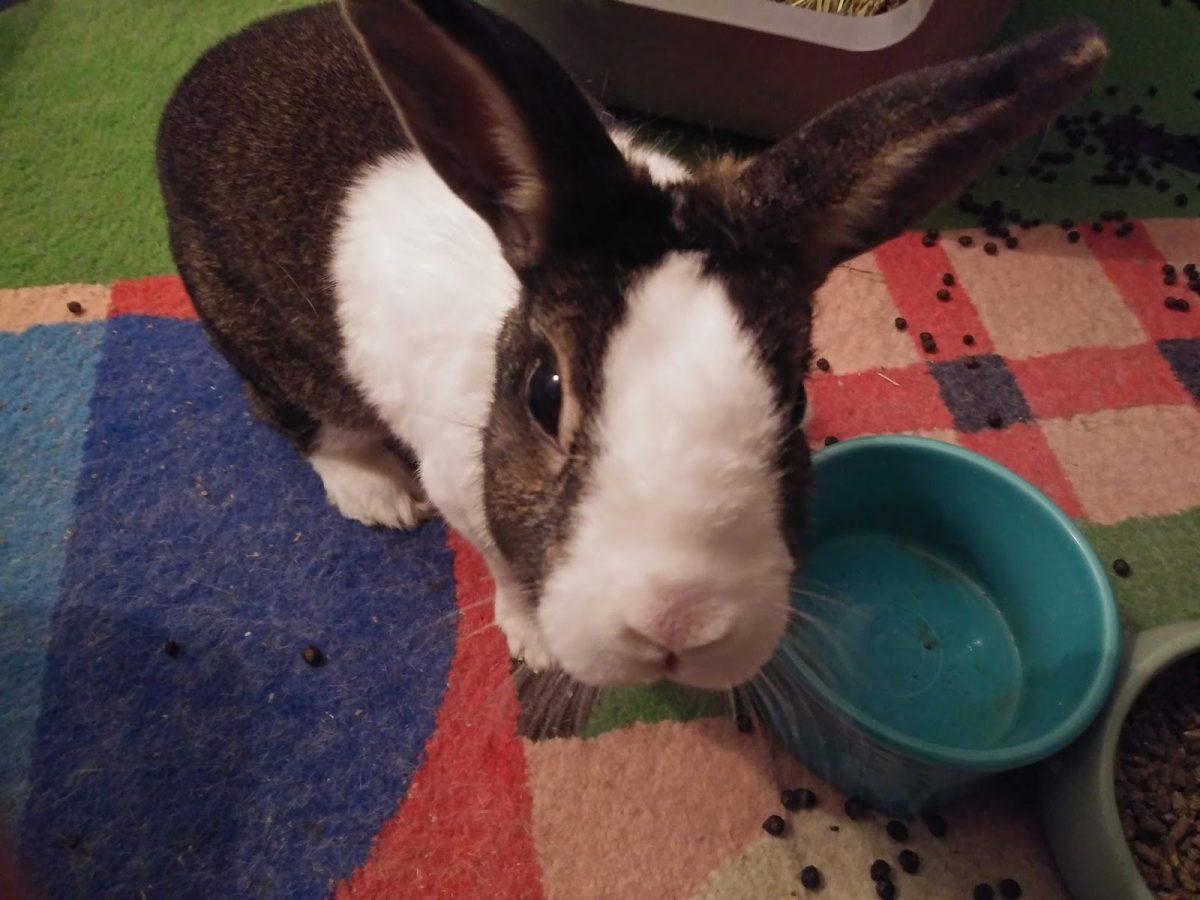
[157, 0, 1106, 689]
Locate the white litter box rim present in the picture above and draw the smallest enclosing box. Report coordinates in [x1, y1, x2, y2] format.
[614, 0, 936, 52]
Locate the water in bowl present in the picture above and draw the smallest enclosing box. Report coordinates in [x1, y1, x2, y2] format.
[793, 531, 1024, 751]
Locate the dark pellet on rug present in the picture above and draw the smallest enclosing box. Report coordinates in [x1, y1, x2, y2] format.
[942, 273, 955, 286]
[924, 813, 948, 837]
[1177, 194, 1190, 208]
[886, 820, 909, 842]
[894, 317, 908, 331]
[1060, 218, 1075, 230]
[66, 300, 84, 316]
[1005, 236, 1019, 249]
[898, 849, 920, 874]
[998, 878, 1023, 898]
[816, 357, 831, 372]
[965, 357, 981, 369]
[1166, 297, 1192, 312]
[987, 412, 1004, 429]
[870, 859, 892, 882]
[762, 814, 786, 836]
[958, 235, 974, 247]
[974, 884, 995, 900]
[1113, 558, 1132, 577]
[1166, 272, 1178, 285]
[800, 865, 822, 890]
[984, 242, 999, 256]
[1092, 222, 1104, 233]
[937, 288, 951, 301]
[1116, 222, 1134, 237]
[875, 880, 895, 900]
[1068, 231, 1081, 244]
[163, 639, 180, 658]
[963, 334, 976, 346]
[736, 713, 753, 733]
[302, 645, 326, 667]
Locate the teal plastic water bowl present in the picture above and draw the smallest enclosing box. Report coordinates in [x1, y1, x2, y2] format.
[757, 436, 1121, 816]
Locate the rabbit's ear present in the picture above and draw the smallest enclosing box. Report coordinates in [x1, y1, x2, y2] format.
[730, 22, 1107, 273]
[341, 0, 635, 269]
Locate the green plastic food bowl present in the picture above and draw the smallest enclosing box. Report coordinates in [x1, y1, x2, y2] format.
[756, 436, 1121, 815]
[1040, 621, 1200, 900]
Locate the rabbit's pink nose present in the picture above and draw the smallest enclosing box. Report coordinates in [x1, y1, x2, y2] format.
[627, 582, 735, 655]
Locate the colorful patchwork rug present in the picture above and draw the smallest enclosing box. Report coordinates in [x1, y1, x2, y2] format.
[2, 1, 1199, 898]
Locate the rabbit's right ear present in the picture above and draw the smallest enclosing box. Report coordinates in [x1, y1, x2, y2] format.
[341, 0, 637, 270]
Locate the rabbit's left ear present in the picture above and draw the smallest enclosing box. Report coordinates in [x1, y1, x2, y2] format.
[729, 22, 1108, 272]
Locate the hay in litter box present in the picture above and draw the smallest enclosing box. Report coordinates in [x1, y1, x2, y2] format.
[773, 0, 907, 15]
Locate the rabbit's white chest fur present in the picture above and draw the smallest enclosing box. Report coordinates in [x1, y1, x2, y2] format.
[330, 134, 688, 559]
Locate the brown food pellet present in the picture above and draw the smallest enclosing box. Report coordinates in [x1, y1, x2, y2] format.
[870, 859, 892, 881]
[965, 357, 981, 369]
[1165, 297, 1191, 312]
[823, 436, 839, 447]
[66, 300, 84, 316]
[302, 645, 326, 667]
[998, 878, 1022, 898]
[898, 849, 920, 874]
[922, 233, 937, 247]
[1092, 222, 1104, 233]
[1114, 654, 1200, 899]
[894, 317, 908, 331]
[816, 357, 831, 372]
[958, 235, 974, 247]
[984, 242, 999, 256]
[942, 273, 955, 286]
[963, 334, 976, 346]
[1060, 218, 1075, 230]
[762, 814, 786, 836]
[987, 412, 1004, 429]
[937, 288, 951, 301]
[163, 639, 181, 658]
[875, 881, 895, 900]
[800, 865, 822, 890]
[924, 814, 948, 837]
[844, 797, 867, 820]
[1113, 558, 1132, 577]
[1005, 236, 1019, 250]
[1117, 222, 1134, 237]
[1067, 230, 1081, 244]
[974, 885, 995, 900]
[886, 820, 909, 842]
[1165, 273, 1178, 286]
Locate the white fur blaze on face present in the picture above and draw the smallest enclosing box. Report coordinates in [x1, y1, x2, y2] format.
[538, 252, 793, 689]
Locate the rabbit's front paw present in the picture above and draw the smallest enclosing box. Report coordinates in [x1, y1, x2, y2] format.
[309, 427, 434, 529]
[495, 588, 552, 672]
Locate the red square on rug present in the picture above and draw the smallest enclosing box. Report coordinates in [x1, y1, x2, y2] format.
[1009, 344, 1193, 420]
[109, 276, 198, 320]
[806, 362, 954, 440]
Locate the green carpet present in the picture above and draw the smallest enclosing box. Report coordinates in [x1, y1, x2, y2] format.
[2, 1, 1198, 289]
[0, 0, 314, 289]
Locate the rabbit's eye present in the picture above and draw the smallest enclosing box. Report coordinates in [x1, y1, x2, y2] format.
[526, 357, 563, 441]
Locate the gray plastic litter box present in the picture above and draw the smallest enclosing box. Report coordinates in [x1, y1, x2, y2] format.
[480, 0, 1015, 138]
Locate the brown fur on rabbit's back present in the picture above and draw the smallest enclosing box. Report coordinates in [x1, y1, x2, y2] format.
[157, 3, 407, 446]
